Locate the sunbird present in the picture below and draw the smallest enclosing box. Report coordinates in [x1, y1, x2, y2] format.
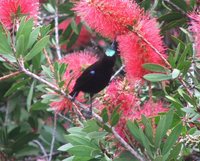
[70, 40, 118, 117]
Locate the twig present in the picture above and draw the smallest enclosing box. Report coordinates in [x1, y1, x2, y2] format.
[93, 113, 147, 161]
[42, 13, 68, 20]
[110, 65, 125, 81]
[48, 113, 57, 161]
[33, 140, 48, 160]
[0, 54, 17, 68]
[24, 152, 60, 161]
[54, 0, 62, 59]
[43, 49, 54, 73]
[133, 31, 171, 68]
[18, 62, 146, 161]
[178, 77, 193, 97]
[58, 113, 72, 123]
[0, 71, 21, 81]
[126, 26, 194, 97]
[73, 103, 86, 122]
[163, 0, 186, 15]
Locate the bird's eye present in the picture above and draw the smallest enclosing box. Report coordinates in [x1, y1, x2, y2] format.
[90, 70, 95, 75]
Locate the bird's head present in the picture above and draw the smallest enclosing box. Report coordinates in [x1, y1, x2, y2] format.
[105, 40, 118, 57]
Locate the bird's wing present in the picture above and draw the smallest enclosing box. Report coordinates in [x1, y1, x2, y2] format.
[72, 63, 99, 91]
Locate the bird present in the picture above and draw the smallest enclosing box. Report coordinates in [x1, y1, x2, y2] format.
[69, 40, 118, 117]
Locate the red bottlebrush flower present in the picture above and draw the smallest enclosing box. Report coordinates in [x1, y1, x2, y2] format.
[117, 16, 166, 81]
[98, 78, 139, 139]
[189, 12, 200, 57]
[0, 0, 39, 29]
[73, 0, 142, 39]
[50, 51, 97, 112]
[131, 100, 169, 120]
[102, 78, 139, 117]
[99, 78, 168, 140]
[59, 16, 92, 50]
[74, 0, 166, 80]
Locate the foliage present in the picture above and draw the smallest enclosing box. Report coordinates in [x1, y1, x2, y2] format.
[0, 0, 200, 161]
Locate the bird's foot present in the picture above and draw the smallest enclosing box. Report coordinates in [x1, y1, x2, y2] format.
[81, 109, 92, 119]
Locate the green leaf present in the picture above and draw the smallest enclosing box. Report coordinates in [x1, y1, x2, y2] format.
[30, 101, 48, 111]
[171, 69, 180, 79]
[158, 12, 183, 23]
[60, 23, 72, 44]
[166, 96, 183, 109]
[155, 115, 167, 149]
[16, 35, 25, 57]
[139, 128, 153, 158]
[83, 120, 99, 133]
[68, 127, 86, 136]
[59, 63, 68, 77]
[114, 151, 138, 161]
[27, 81, 35, 111]
[143, 73, 172, 82]
[141, 115, 154, 145]
[62, 156, 75, 161]
[41, 65, 54, 78]
[0, 26, 12, 54]
[25, 35, 50, 61]
[178, 89, 196, 107]
[67, 32, 79, 49]
[67, 145, 98, 157]
[101, 108, 109, 123]
[15, 146, 39, 158]
[111, 112, 120, 127]
[170, 0, 187, 12]
[11, 133, 39, 152]
[58, 143, 73, 151]
[16, 18, 34, 48]
[162, 123, 182, 155]
[4, 78, 29, 97]
[142, 63, 169, 73]
[40, 25, 51, 37]
[64, 134, 92, 147]
[111, 105, 121, 126]
[88, 131, 107, 139]
[167, 143, 182, 161]
[155, 110, 174, 149]
[27, 27, 40, 49]
[161, 18, 186, 33]
[71, 18, 79, 35]
[127, 120, 141, 142]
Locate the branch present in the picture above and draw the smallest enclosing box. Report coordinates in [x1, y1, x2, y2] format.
[0, 54, 17, 68]
[54, 0, 62, 59]
[33, 140, 48, 160]
[0, 71, 21, 81]
[163, 0, 186, 15]
[133, 31, 171, 69]
[92, 113, 147, 161]
[111, 65, 125, 81]
[58, 113, 72, 123]
[42, 13, 68, 21]
[18, 61, 146, 161]
[43, 49, 54, 73]
[48, 113, 57, 161]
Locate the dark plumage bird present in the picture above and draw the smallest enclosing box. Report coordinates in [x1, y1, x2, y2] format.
[70, 40, 118, 116]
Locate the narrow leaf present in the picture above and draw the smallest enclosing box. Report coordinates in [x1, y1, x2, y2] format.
[25, 35, 50, 61]
[162, 123, 182, 155]
[143, 63, 169, 73]
[143, 73, 172, 82]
